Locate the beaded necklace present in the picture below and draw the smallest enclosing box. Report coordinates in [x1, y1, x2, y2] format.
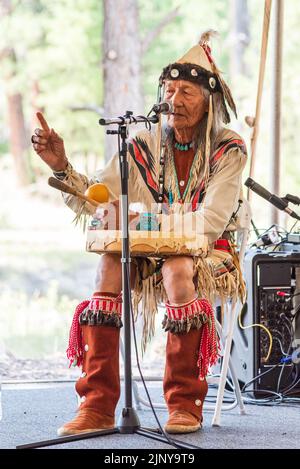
[167, 140, 198, 205]
[174, 141, 193, 151]
[156, 132, 199, 212]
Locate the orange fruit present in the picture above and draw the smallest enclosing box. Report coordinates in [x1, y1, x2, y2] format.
[85, 183, 109, 203]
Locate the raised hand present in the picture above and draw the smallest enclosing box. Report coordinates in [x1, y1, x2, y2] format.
[31, 112, 68, 172]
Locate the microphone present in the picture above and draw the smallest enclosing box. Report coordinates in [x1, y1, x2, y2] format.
[151, 100, 173, 115]
[245, 177, 300, 221]
[284, 194, 300, 206]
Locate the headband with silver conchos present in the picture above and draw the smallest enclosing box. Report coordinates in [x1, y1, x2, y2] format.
[160, 62, 220, 94]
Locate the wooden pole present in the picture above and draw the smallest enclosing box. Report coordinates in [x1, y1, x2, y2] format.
[246, 0, 272, 202]
[270, 0, 283, 225]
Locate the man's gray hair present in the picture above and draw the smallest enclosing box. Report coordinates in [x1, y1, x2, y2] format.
[197, 87, 224, 156]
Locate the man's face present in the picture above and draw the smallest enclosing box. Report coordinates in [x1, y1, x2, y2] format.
[164, 80, 207, 132]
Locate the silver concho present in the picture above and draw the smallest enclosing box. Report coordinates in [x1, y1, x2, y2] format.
[170, 68, 180, 78]
[191, 68, 198, 77]
[209, 77, 216, 89]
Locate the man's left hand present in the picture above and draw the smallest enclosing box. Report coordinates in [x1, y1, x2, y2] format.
[96, 199, 139, 230]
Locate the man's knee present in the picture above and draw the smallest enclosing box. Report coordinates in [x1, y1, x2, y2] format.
[98, 253, 121, 272]
[95, 253, 136, 290]
[95, 254, 122, 288]
[162, 256, 194, 286]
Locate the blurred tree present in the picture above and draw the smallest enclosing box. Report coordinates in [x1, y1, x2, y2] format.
[102, 0, 143, 161]
[0, 0, 105, 177]
[229, 0, 250, 77]
[102, 0, 179, 161]
[0, 0, 30, 186]
[228, 0, 250, 135]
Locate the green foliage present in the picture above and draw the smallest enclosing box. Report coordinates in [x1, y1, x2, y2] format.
[0, 281, 78, 358]
[0, 0, 104, 162]
[140, 0, 231, 109]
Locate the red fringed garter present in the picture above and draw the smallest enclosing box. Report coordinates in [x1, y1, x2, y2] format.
[66, 293, 122, 367]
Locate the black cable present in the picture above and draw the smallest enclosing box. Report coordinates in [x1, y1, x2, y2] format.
[221, 335, 300, 404]
[288, 292, 300, 300]
[281, 363, 300, 394]
[241, 333, 299, 402]
[250, 219, 260, 238]
[276, 360, 288, 394]
[241, 389, 284, 405]
[271, 240, 286, 252]
[116, 132, 197, 449]
[208, 317, 300, 405]
[241, 362, 281, 393]
[284, 378, 300, 396]
[273, 336, 289, 356]
[283, 373, 300, 395]
[223, 387, 285, 406]
[125, 263, 201, 450]
[250, 223, 287, 249]
[135, 115, 152, 131]
[279, 317, 294, 369]
[223, 375, 284, 405]
[288, 220, 299, 234]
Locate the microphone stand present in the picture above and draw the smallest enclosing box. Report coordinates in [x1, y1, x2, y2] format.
[17, 111, 199, 450]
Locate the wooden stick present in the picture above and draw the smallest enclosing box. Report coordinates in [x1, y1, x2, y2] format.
[247, 0, 272, 201]
[48, 177, 99, 207]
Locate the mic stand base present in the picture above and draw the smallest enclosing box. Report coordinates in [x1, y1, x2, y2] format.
[16, 416, 199, 450]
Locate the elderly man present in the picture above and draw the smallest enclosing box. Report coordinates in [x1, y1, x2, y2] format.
[31, 32, 247, 435]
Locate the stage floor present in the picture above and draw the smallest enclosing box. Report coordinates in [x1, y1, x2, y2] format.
[1, 380, 299, 449]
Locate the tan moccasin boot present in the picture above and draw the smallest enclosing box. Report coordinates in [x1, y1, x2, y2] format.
[163, 328, 208, 434]
[58, 294, 122, 436]
[164, 410, 202, 434]
[57, 408, 115, 436]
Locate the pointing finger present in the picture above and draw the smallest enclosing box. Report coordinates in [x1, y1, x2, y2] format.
[36, 112, 50, 133]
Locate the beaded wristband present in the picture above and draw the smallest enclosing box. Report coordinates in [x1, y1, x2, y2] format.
[53, 161, 72, 180]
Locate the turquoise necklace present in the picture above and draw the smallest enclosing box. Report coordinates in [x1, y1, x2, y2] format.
[168, 143, 198, 204]
[174, 140, 193, 151]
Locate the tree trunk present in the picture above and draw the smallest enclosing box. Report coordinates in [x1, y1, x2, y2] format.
[0, 0, 30, 186]
[6, 89, 30, 186]
[229, 0, 250, 77]
[102, 0, 144, 162]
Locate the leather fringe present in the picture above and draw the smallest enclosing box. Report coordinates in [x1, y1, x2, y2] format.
[79, 309, 123, 328]
[162, 312, 209, 334]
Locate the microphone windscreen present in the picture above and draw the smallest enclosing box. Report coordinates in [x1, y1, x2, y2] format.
[244, 177, 254, 188]
[244, 178, 272, 201]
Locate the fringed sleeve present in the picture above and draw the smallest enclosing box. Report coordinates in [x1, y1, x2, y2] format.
[53, 152, 122, 228]
[54, 127, 155, 228]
